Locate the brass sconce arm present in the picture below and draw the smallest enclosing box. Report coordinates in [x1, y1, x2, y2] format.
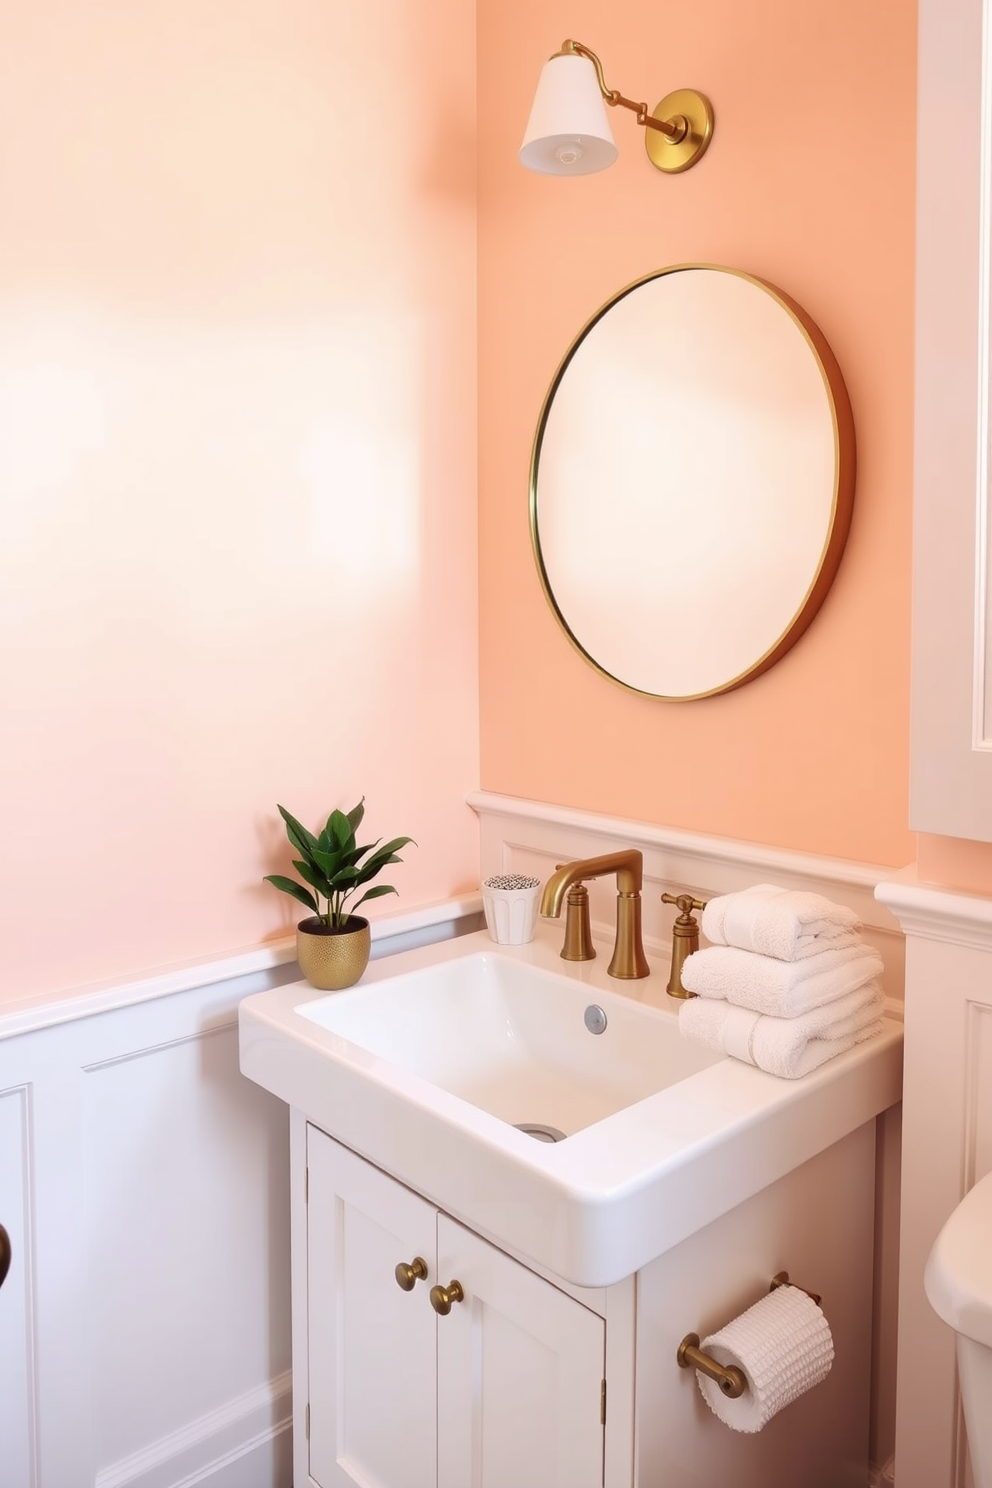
[561, 40, 689, 143]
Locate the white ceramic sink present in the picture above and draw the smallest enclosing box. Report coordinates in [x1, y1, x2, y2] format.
[239, 924, 903, 1286]
[297, 950, 718, 1139]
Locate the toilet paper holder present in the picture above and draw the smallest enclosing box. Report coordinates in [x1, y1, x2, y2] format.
[676, 1272, 823, 1398]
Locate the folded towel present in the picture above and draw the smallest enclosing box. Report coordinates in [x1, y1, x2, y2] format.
[702, 883, 861, 961]
[681, 942, 884, 1018]
[678, 981, 885, 1079]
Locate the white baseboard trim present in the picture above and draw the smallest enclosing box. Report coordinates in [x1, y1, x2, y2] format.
[95, 1371, 292, 1488]
[868, 1454, 897, 1487]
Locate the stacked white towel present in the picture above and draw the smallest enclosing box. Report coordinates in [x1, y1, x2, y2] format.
[678, 885, 885, 1079]
[701, 882, 860, 960]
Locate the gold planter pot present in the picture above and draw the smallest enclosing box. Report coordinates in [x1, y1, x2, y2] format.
[296, 916, 371, 991]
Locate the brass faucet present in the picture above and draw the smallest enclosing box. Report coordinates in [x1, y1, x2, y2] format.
[539, 850, 650, 979]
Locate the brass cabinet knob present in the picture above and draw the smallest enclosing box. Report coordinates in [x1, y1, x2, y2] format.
[394, 1256, 428, 1292]
[429, 1279, 464, 1315]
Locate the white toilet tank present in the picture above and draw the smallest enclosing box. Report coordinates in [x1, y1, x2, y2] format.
[925, 1169, 992, 1488]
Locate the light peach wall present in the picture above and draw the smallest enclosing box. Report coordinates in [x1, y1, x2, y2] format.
[0, 0, 479, 1002]
[478, 0, 917, 868]
[917, 835, 992, 896]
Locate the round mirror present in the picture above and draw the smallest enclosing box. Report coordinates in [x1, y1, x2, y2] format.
[530, 265, 856, 699]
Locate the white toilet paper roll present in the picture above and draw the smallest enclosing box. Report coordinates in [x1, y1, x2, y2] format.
[696, 1284, 834, 1433]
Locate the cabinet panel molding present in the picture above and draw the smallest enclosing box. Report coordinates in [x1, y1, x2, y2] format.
[911, 0, 992, 839]
[306, 1127, 438, 1488]
[966, 1000, 992, 1183]
[436, 1215, 605, 1488]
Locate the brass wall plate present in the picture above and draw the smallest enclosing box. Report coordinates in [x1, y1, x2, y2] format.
[645, 89, 713, 173]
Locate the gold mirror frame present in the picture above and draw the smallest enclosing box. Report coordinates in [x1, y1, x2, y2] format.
[529, 265, 856, 700]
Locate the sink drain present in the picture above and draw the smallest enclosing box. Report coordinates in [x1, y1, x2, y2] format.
[514, 1122, 567, 1143]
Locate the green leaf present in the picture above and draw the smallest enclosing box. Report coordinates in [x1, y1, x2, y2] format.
[277, 806, 319, 863]
[263, 875, 318, 914]
[347, 839, 380, 866]
[310, 846, 345, 879]
[327, 808, 356, 851]
[352, 884, 398, 910]
[356, 838, 414, 882]
[292, 859, 333, 897]
[379, 835, 415, 857]
[346, 798, 366, 833]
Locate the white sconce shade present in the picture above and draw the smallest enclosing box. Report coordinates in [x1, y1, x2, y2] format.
[519, 53, 618, 176]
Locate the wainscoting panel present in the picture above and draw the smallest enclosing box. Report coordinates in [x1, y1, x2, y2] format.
[82, 1022, 291, 1474]
[0, 901, 477, 1488]
[876, 872, 992, 1488]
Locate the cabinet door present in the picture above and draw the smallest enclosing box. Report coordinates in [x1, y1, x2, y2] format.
[436, 1215, 606, 1488]
[307, 1127, 438, 1488]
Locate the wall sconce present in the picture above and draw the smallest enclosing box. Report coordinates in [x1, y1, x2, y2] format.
[519, 39, 713, 177]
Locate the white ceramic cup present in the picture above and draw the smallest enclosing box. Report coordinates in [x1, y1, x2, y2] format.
[481, 875, 542, 945]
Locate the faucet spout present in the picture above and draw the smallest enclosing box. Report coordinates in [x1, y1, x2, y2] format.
[540, 850, 650, 979]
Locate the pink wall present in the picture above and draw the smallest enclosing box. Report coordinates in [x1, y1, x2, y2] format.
[0, 0, 480, 1002]
[478, 0, 918, 869]
[1, 0, 986, 1007]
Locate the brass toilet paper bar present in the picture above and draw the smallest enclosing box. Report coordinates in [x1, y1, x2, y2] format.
[769, 1270, 821, 1306]
[676, 1272, 823, 1397]
[676, 1333, 747, 1397]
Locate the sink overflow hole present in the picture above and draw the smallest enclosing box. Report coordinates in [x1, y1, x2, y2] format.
[514, 1123, 567, 1143]
[584, 1004, 607, 1035]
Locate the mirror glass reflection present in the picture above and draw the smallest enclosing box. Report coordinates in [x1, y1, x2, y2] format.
[530, 266, 855, 699]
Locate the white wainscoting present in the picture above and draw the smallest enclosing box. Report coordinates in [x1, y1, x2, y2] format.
[876, 871, 992, 1488]
[0, 900, 481, 1488]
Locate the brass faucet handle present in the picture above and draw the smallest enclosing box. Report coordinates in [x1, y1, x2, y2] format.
[661, 891, 707, 922]
[662, 889, 706, 998]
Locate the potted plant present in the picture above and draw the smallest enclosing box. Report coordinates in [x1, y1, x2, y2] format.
[264, 798, 414, 990]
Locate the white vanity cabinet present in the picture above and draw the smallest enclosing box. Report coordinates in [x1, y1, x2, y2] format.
[290, 1115, 881, 1488]
[241, 937, 901, 1488]
[302, 1124, 614, 1488]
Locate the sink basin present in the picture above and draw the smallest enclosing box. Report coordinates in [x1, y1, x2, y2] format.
[239, 924, 903, 1286]
[297, 950, 718, 1139]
